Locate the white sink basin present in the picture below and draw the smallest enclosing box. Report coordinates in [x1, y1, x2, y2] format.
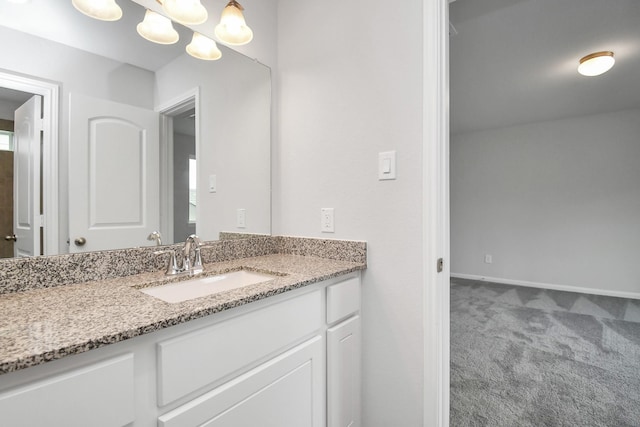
[140, 270, 278, 303]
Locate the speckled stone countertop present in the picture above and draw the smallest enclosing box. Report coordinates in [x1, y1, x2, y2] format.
[0, 242, 366, 375]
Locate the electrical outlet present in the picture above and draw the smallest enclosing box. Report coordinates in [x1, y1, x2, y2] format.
[321, 208, 334, 233]
[484, 254, 492, 264]
[208, 174, 217, 193]
[237, 208, 246, 228]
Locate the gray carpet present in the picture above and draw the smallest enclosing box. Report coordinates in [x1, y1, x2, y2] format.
[450, 279, 640, 427]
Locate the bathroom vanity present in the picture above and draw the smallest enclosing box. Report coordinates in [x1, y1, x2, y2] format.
[0, 237, 366, 427]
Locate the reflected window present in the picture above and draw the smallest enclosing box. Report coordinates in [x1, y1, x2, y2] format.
[189, 157, 196, 223]
[0, 131, 13, 151]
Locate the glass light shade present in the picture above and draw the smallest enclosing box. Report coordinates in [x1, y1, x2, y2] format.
[186, 32, 222, 61]
[136, 10, 179, 45]
[214, 0, 253, 46]
[578, 51, 615, 77]
[162, 0, 208, 25]
[72, 0, 122, 21]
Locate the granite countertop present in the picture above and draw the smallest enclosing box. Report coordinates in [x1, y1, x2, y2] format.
[0, 254, 365, 375]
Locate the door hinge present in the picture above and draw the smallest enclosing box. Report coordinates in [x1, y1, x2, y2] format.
[40, 215, 45, 227]
[37, 117, 45, 132]
[437, 258, 444, 273]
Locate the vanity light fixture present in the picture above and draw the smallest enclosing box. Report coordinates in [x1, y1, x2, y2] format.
[162, 0, 208, 26]
[215, 0, 253, 46]
[186, 32, 222, 60]
[136, 9, 179, 45]
[578, 51, 615, 76]
[72, 0, 122, 21]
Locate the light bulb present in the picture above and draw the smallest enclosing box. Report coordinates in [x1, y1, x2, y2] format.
[136, 10, 179, 45]
[578, 51, 615, 77]
[187, 32, 222, 61]
[215, 0, 253, 46]
[72, 0, 122, 21]
[162, 0, 208, 26]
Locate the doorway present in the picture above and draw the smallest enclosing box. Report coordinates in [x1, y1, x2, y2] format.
[157, 88, 199, 245]
[0, 108, 18, 258]
[0, 71, 58, 257]
[171, 108, 197, 243]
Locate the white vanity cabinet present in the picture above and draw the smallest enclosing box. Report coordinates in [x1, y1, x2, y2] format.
[326, 277, 362, 427]
[0, 354, 135, 427]
[0, 273, 361, 427]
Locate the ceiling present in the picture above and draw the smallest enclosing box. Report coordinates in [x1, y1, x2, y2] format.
[450, 0, 640, 135]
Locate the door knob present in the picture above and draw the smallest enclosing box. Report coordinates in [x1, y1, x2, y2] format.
[74, 237, 87, 246]
[4, 234, 17, 242]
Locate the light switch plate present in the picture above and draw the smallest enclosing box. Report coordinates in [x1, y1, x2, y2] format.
[378, 151, 396, 180]
[321, 208, 334, 233]
[237, 208, 246, 228]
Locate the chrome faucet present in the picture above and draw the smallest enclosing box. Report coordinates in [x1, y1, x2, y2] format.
[147, 231, 162, 246]
[154, 234, 205, 276]
[182, 234, 204, 275]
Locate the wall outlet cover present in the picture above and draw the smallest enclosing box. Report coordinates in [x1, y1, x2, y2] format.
[321, 208, 334, 233]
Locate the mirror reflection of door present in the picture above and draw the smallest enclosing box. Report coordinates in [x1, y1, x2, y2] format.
[0, 88, 41, 258]
[68, 93, 160, 253]
[172, 108, 196, 243]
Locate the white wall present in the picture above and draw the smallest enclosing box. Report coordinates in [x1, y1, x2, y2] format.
[0, 99, 24, 121]
[0, 25, 155, 254]
[275, 0, 426, 424]
[451, 109, 640, 296]
[155, 49, 271, 241]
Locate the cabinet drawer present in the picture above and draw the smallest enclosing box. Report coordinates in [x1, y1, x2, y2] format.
[326, 276, 360, 324]
[0, 353, 134, 427]
[158, 290, 322, 405]
[159, 336, 323, 427]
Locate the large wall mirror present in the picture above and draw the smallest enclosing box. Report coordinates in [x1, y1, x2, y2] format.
[0, 0, 271, 259]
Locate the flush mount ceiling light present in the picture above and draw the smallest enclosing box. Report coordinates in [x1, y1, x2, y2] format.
[72, 0, 122, 21]
[186, 32, 222, 60]
[215, 0, 253, 46]
[162, 0, 208, 25]
[136, 9, 179, 45]
[578, 51, 615, 77]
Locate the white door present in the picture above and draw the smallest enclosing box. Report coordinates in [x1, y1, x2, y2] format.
[13, 95, 42, 257]
[68, 93, 159, 253]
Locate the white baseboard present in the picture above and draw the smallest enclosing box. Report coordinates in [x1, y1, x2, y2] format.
[450, 273, 640, 301]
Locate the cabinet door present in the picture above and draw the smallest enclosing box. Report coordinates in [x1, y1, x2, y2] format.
[327, 315, 361, 427]
[159, 336, 324, 427]
[0, 354, 135, 427]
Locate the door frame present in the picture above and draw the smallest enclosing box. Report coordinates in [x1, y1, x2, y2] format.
[156, 87, 200, 245]
[0, 70, 59, 256]
[423, 0, 450, 425]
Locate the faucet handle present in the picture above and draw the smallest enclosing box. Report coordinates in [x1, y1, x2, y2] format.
[191, 246, 205, 275]
[154, 250, 181, 275]
[147, 231, 163, 246]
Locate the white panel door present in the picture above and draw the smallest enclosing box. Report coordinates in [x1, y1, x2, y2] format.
[68, 93, 159, 253]
[13, 95, 42, 257]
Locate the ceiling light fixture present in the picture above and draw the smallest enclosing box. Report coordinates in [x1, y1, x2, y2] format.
[136, 9, 179, 45]
[215, 0, 253, 46]
[162, 0, 208, 26]
[578, 51, 615, 77]
[187, 32, 222, 60]
[72, 0, 122, 21]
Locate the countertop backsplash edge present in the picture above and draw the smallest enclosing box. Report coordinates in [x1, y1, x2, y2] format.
[0, 236, 366, 295]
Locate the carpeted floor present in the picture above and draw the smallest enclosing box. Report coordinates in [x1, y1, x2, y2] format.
[450, 278, 640, 427]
